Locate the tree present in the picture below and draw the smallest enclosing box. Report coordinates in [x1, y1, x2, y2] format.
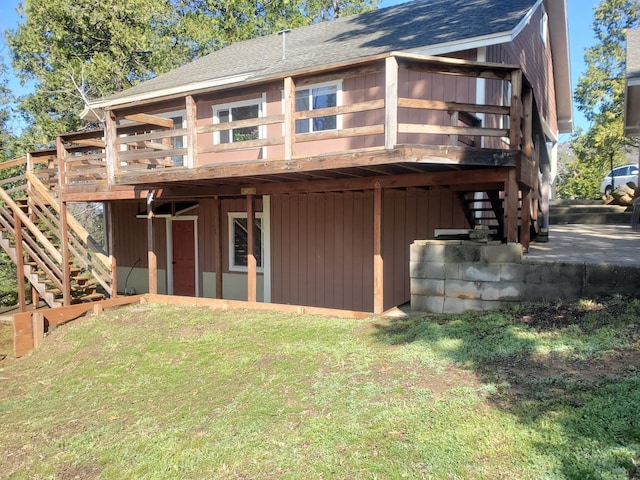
[6, 0, 377, 148]
[565, 0, 640, 198]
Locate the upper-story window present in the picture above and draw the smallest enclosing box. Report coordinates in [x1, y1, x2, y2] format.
[295, 81, 342, 133]
[214, 98, 262, 144]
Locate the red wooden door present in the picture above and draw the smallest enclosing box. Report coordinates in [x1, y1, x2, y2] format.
[172, 220, 196, 296]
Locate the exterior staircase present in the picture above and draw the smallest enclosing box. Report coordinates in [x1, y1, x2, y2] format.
[0, 156, 112, 309]
[549, 199, 633, 225]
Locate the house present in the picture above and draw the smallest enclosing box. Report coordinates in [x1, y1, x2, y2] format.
[625, 29, 640, 137]
[0, 0, 572, 315]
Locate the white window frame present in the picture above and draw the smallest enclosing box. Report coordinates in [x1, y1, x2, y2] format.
[213, 96, 265, 145]
[295, 80, 343, 134]
[228, 212, 264, 273]
[500, 80, 512, 145]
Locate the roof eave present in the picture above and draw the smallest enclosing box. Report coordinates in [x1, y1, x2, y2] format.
[545, 0, 573, 134]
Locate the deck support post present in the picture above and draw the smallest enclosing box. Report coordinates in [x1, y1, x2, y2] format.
[13, 210, 26, 312]
[60, 200, 71, 306]
[509, 70, 523, 148]
[504, 168, 518, 244]
[213, 197, 223, 299]
[385, 56, 399, 149]
[147, 194, 157, 295]
[373, 184, 384, 314]
[107, 202, 117, 298]
[247, 194, 257, 302]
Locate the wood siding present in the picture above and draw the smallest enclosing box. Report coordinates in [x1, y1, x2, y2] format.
[270, 189, 468, 311]
[487, 4, 558, 135]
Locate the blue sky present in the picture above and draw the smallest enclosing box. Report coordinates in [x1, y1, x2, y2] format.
[0, 0, 601, 139]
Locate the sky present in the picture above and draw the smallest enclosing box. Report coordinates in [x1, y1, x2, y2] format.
[0, 0, 602, 140]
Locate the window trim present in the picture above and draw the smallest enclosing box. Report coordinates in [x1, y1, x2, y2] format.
[213, 97, 264, 145]
[540, 6, 548, 46]
[228, 212, 264, 273]
[295, 80, 343, 134]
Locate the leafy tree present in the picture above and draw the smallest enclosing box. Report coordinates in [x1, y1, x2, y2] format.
[566, 0, 640, 198]
[6, 0, 377, 148]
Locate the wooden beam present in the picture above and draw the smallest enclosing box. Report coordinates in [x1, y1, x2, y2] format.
[373, 185, 384, 314]
[13, 210, 26, 312]
[247, 194, 257, 302]
[213, 197, 223, 299]
[0, 156, 27, 170]
[123, 113, 174, 129]
[509, 70, 523, 149]
[284, 76, 296, 161]
[147, 195, 157, 294]
[385, 56, 399, 149]
[60, 201, 71, 306]
[398, 98, 510, 116]
[521, 187, 531, 251]
[186, 95, 197, 169]
[504, 168, 519, 244]
[107, 202, 117, 298]
[71, 138, 106, 148]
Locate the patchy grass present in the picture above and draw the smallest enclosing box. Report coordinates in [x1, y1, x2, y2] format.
[0, 297, 639, 479]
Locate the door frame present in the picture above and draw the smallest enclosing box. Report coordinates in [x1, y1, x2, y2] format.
[166, 216, 199, 296]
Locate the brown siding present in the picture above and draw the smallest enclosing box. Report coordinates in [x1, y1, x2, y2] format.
[487, 4, 558, 134]
[271, 189, 468, 311]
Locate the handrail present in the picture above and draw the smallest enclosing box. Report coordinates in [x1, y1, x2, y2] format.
[26, 171, 111, 268]
[0, 187, 62, 264]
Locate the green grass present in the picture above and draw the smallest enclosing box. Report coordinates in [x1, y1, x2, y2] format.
[0, 297, 639, 479]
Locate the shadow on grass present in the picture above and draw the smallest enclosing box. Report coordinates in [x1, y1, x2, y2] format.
[373, 295, 640, 479]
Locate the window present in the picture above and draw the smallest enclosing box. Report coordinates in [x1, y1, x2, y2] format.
[229, 213, 263, 272]
[295, 82, 340, 133]
[214, 100, 261, 144]
[500, 80, 511, 137]
[170, 116, 185, 167]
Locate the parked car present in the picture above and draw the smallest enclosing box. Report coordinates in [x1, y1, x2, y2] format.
[601, 164, 639, 195]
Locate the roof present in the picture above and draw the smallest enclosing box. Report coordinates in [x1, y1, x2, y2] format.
[87, 0, 572, 133]
[625, 29, 640, 136]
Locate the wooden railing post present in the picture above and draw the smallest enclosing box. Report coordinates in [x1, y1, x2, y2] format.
[385, 56, 399, 149]
[60, 200, 71, 306]
[56, 136, 67, 188]
[509, 70, 523, 149]
[13, 210, 26, 312]
[284, 76, 296, 161]
[105, 111, 118, 184]
[247, 194, 257, 302]
[186, 95, 197, 168]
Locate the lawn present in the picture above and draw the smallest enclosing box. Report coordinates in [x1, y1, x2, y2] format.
[0, 297, 639, 479]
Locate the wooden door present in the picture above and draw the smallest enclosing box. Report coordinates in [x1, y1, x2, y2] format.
[172, 220, 196, 296]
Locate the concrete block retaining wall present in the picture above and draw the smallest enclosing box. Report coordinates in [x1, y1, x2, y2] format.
[410, 240, 640, 313]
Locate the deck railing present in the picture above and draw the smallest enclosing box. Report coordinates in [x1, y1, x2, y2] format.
[55, 54, 536, 188]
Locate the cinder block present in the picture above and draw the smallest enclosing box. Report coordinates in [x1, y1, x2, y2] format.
[460, 263, 501, 282]
[410, 261, 446, 280]
[539, 263, 584, 284]
[481, 300, 505, 311]
[523, 264, 544, 284]
[411, 278, 445, 296]
[443, 297, 485, 313]
[445, 262, 461, 280]
[480, 283, 522, 301]
[522, 281, 582, 302]
[410, 243, 447, 263]
[444, 280, 482, 300]
[411, 295, 445, 313]
[445, 243, 481, 263]
[584, 265, 640, 296]
[500, 263, 525, 282]
[481, 244, 522, 264]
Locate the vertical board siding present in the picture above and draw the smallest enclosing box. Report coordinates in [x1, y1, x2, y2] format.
[271, 188, 468, 311]
[487, 5, 558, 135]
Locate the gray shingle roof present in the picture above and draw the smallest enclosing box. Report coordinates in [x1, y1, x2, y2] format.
[627, 29, 640, 80]
[98, 0, 537, 105]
